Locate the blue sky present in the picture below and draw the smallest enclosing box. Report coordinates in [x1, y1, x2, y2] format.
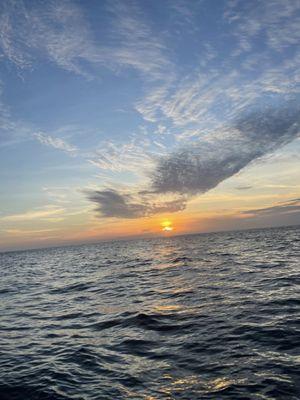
[0, 0, 299, 250]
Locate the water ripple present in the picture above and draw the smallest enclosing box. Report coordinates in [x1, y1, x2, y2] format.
[0, 226, 299, 399]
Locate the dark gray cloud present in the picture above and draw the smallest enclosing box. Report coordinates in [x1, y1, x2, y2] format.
[88, 101, 300, 219]
[86, 189, 186, 219]
[152, 102, 300, 194]
[236, 186, 253, 190]
[243, 198, 300, 217]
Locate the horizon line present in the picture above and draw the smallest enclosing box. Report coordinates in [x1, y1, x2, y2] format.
[1, 222, 299, 255]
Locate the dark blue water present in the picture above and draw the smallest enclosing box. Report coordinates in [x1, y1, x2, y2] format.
[0, 226, 299, 399]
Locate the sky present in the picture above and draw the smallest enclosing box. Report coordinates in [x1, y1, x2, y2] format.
[0, 0, 299, 251]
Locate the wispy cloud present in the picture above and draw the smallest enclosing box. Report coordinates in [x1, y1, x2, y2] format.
[136, 60, 300, 130]
[105, 0, 172, 80]
[0, 1, 31, 69]
[0, 0, 93, 75]
[0, 80, 31, 147]
[87, 132, 166, 175]
[224, 0, 300, 53]
[135, 0, 300, 128]
[0, 0, 171, 80]
[34, 132, 77, 154]
[1, 206, 65, 222]
[5, 228, 56, 236]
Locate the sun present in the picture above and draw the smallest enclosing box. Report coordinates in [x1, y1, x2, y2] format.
[161, 220, 174, 232]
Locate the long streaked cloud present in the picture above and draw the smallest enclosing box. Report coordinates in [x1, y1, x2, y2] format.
[235, 186, 252, 191]
[243, 198, 300, 217]
[5, 228, 57, 236]
[151, 101, 300, 195]
[1, 206, 65, 222]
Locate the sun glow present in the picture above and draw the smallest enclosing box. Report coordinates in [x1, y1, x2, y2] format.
[161, 220, 174, 232]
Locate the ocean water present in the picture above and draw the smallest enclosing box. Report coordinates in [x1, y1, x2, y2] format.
[0, 226, 299, 400]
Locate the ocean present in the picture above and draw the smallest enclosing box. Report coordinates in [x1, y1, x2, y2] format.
[0, 226, 299, 400]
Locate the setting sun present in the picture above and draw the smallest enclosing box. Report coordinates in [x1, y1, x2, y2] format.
[161, 220, 174, 232]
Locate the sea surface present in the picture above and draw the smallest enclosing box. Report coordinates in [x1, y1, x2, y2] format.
[0, 226, 299, 400]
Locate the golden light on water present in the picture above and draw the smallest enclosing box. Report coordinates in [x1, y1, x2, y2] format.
[161, 219, 174, 232]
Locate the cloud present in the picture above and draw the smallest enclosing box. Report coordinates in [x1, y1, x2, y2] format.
[135, 0, 300, 127]
[151, 102, 300, 194]
[34, 132, 77, 154]
[2, 1, 297, 224]
[0, 0, 93, 75]
[0, 0, 171, 80]
[87, 137, 157, 174]
[105, 1, 172, 80]
[0, 80, 32, 147]
[86, 189, 186, 219]
[243, 198, 300, 217]
[5, 228, 56, 236]
[86, 101, 300, 219]
[235, 186, 253, 191]
[0, 1, 31, 69]
[136, 57, 300, 128]
[1, 206, 65, 222]
[224, 0, 300, 53]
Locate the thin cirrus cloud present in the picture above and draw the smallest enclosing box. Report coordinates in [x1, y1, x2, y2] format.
[105, 1, 172, 80]
[224, 0, 300, 53]
[135, 62, 300, 129]
[0, 0, 173, 153]
[0, 0, 171, 80]
[135, 0, 300, 126]
[0, 0, 93, 74]
[87, 137, 159, 174]
[33, 132, 77, 155]
[0, 206, 65, 222]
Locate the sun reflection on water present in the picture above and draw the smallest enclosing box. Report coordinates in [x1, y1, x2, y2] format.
[122, 373, 243, 399]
